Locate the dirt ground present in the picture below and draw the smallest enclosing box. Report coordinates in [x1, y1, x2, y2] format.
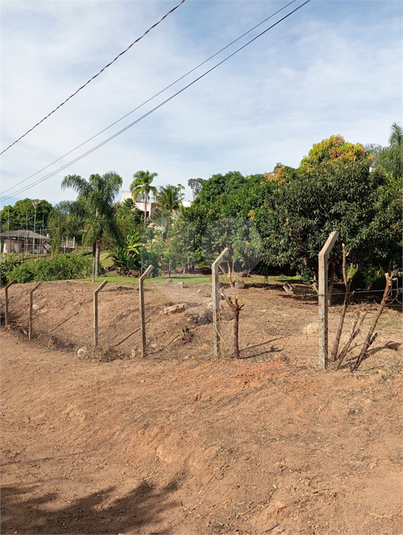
[1, 279, 402, 534]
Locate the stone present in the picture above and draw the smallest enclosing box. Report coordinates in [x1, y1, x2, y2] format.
[163, 303, 187, 314]
[303, 322, 319, 335]
[77, 347, 88, 359]
[197, 287, 211, 297]
[186, 309, 213, 325]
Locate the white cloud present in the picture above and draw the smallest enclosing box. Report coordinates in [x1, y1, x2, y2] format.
[1, 0, 401, 207]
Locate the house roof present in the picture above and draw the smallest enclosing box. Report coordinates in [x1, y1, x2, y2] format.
[0, 230, 50, 240]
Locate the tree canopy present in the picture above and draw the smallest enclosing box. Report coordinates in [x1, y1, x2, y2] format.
[1, 198, 53, 232]
[130, 170, 158, 229]
[61, 172, 123, 280]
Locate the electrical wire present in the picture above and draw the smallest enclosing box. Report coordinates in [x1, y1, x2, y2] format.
[0, 0, 187, 156]
[0, 0, 298, 198]
[0, 0, 311, 203]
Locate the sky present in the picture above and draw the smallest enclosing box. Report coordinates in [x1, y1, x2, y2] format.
[1, 0, 402, 209]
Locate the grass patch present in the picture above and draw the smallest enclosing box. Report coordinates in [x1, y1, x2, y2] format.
[274, 275, 304, 283]
[83, 274, 213, 285]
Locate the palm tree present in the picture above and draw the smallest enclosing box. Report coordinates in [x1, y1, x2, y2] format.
[152, 184, 184, 235]
[154, 184, 184, 213]
[61, 172, 123, 281]
[374, 123, 403, 181]
[130, 171, 158, 229]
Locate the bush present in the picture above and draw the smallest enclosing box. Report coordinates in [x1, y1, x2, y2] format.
[141, 249, 161, 277]
[108, 247, 140, 276]
[7, 254, 93, 283]
[0, 255, 23, 286]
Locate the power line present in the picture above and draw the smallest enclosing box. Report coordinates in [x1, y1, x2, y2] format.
[0, 0, 187, 156]
[0, 0, 311, 203]
[0, 0, 298, 198]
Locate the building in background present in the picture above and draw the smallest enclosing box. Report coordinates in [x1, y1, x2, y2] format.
[0, 230, 51, 254]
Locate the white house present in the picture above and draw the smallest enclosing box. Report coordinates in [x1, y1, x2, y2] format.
[121, 192, 192, 214]
[121, 191, 156, 218]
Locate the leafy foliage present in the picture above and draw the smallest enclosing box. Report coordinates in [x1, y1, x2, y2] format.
[108, 247, 140, 276]
[255, 158, 401, 276]
[299, 135, 371, 174]
[5, 254, 92, 284]
[114, 201, 143, 240]
[0, 254, 23, 286]
[188, 178, 206, 199]
[61, 172, 123, 279]
[130, 170, 158, 229]
[372, 122, 403, 181]
[200, 217, 262, 272]
[151, 184, 184, 236]
[168, 217, 197, 272]
[1, 198, 53, 232]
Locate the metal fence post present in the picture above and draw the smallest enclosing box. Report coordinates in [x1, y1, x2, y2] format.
[212, 248, 229, 358]
[318, 231, 338, 369]
[93, 280, 108, 347]
[29, 282, 41, 340]
[139, 265, 154, 357]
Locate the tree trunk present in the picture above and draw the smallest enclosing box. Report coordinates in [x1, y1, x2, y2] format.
[221, 292, 244, 359]
[331, 244, 351, 361]
[328, 260, 336, 307]
[94, 235, 101, 279]
[144, 192, 148, 229]
[233, 308, 240, 359]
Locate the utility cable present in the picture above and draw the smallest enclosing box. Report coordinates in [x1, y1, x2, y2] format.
[0, 0, 311, 203]
[0, 0, 187, 156]
[0, 0, 298, 198]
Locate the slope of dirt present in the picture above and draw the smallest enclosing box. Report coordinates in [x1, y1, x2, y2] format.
[1, 280, 402, 535]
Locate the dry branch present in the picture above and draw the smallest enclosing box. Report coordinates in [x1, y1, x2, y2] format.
[331, 244, 352, 361]
[221, 291, 244, 359]
[352, 274, 393, 371]
[336, 311, 366, 370]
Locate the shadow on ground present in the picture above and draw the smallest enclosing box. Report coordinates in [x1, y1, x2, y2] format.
[1, 478, 179, 534]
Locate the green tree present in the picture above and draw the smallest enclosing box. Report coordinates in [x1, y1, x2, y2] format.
[188, 178, 206, 200]
[130, 170, 158, 229]
[61, 172, 123, 281]
[200, 217, 262, 284]
[169, 216, 197, 273]
[255, 157, 401, 277]
[114, 199, 143, 238]
[372, 122, 403, 181]
[47, 201, 73, 233]
[1, 198, 53, 233]
[299, 135, 370, 174]
[152, 184, 184, 235]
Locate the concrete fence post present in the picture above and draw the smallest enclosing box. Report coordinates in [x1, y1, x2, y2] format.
[4, 280, 16, 326]
[318, 231, 338, 369]
[212, 248, 230, 358]
[29, 282, 41, 340]
[139, 265, 154, 357]
[93, 280, 108, 348]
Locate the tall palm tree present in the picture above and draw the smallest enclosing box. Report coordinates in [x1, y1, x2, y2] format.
[61, 172, 123, 281]
[152, 184, 184, 234]
[130, 171, 158, 229]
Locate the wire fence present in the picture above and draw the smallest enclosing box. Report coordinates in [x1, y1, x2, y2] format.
[1, 278, 401, 371]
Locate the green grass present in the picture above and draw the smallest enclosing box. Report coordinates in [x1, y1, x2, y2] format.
[84, 273, 213, 285]
[100, 250, 114, 268]
[273, 275, 304, 283]
[86, 274, 305, 286]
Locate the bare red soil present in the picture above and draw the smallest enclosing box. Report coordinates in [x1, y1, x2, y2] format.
[1, 280, 402, 534]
